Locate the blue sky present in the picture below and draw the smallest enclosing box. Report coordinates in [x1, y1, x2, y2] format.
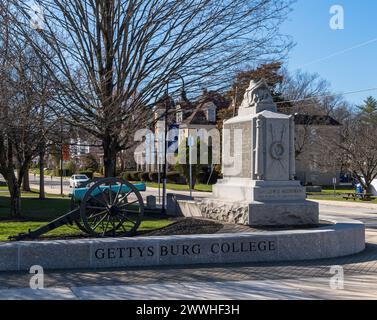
[280, 0, 377, 106]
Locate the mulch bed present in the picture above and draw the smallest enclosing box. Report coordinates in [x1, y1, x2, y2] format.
[140, 218, 224, 236]
[139, 218, 333, 236]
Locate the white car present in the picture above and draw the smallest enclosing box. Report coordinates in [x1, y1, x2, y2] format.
[69, 174, 90, 188]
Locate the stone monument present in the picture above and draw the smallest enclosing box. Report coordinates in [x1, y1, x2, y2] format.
[203, 78, 319, 226]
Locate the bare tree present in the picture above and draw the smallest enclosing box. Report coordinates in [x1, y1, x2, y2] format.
[4, 0, 294, 177]
[278, 70, 333, 115]
[329, 115, 377, 193]
[276, 70, 348, 161]
[0, 11, 57, 216]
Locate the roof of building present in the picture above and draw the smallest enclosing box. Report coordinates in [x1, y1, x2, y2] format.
[196, 90, 230, 109]
[294, 114, 341, 126]
[182, 104, 215, 125]
[179, 90, 227, 125]
[154, 93, 175, 110]
[155, 89, 229, 126]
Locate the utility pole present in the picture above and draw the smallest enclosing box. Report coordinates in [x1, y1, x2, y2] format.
[60, 118, 64, 196]
[160, 74, 184, 213]
[162, 89, 169, 214]
[188, 135, 194, 198]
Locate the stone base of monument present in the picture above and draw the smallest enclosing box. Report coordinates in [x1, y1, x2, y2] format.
[248, 200, 319, 226]
[188, 178, 320, 226]
[0, 216, 365, 271]
[186, 198, 319, 227]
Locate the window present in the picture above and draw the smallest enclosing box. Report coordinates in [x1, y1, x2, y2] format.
[177, 111, 183, 123]
[208, 109, 216, 122]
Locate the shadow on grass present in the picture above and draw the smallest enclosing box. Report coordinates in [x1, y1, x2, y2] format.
[0, 194, 71, 221]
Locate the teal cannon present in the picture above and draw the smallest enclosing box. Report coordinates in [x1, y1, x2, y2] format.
[10, 178, 146, 241]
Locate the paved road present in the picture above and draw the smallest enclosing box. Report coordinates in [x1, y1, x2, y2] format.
[28, 174, 70, 194]
[26, 174, 208, 200]
[2, 175, 377, 299]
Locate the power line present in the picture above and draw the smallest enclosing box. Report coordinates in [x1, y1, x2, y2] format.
[275, 86, 377, 105]
[295, 37, 377, 70]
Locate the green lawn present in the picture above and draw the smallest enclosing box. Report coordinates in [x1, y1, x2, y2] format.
[0, 218, 172, 242]
[313, 188, 354, 195]
[0, 190, 172, 241]
[308, 195, 377, 204]
[146, 182, 212, 192]
[307, 187, 377, 204]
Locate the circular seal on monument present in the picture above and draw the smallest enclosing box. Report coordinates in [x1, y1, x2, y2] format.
[270, 141, 285, 160]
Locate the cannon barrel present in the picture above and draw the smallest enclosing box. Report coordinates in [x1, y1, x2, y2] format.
[9, 208, 81, 241]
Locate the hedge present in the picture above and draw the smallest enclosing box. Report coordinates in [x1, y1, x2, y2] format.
[120, 172, 132, 181]
[121, 171, 187, 184]
[120, 171, 142, 181]
[197, 170, 219, 185]
[53, 169, 72, 177]
[166, 171, 181, 184]
[138, 172, 150, 182]
[131, 171, 143, 181]
[148, 172, 159, 183]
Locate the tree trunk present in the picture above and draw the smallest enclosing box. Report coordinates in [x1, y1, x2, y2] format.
[103, 137, 118, 178]
[22, 163, 31, 192]
[7, 171, 21, 218]
[365, 182, 374, 194]
[39, 146, 45, 200]
[120, 153, 125, 173]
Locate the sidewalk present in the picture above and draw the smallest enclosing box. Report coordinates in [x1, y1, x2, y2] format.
[312, 199, 377, 210]
[1, 275, 376, 300]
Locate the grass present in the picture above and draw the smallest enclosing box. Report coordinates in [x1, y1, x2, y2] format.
[0, 190, 172, 241]
[146, 182, 212, 192]
[307, 187, 377, 204]
[0, 218, 172, 242]
[308, 195, 377, 204]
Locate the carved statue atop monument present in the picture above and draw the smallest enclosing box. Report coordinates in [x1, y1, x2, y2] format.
[238, 79, 276, 115]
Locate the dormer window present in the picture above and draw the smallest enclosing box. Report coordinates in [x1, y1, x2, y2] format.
[177, 111, 183, 123]
[176, 105, 183, 123]
[207, 108, 216, 122]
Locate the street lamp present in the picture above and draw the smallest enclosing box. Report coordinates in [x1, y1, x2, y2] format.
[161, 74, 185, 214]
[60, 118, 64, 196]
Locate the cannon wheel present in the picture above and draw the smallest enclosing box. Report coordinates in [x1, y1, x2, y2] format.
[70, 192, 89, 233]
[80, 177, 144, 237]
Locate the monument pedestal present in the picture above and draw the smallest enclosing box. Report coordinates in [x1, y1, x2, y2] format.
[212, 178, 319, 226]
[213, 178, 306, 202]
[247, 200, 318, 226]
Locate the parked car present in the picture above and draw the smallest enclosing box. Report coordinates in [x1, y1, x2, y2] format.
[69, 174, 90, 188]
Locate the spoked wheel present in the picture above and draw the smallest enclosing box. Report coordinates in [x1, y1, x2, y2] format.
[80, 178, 144, 237]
